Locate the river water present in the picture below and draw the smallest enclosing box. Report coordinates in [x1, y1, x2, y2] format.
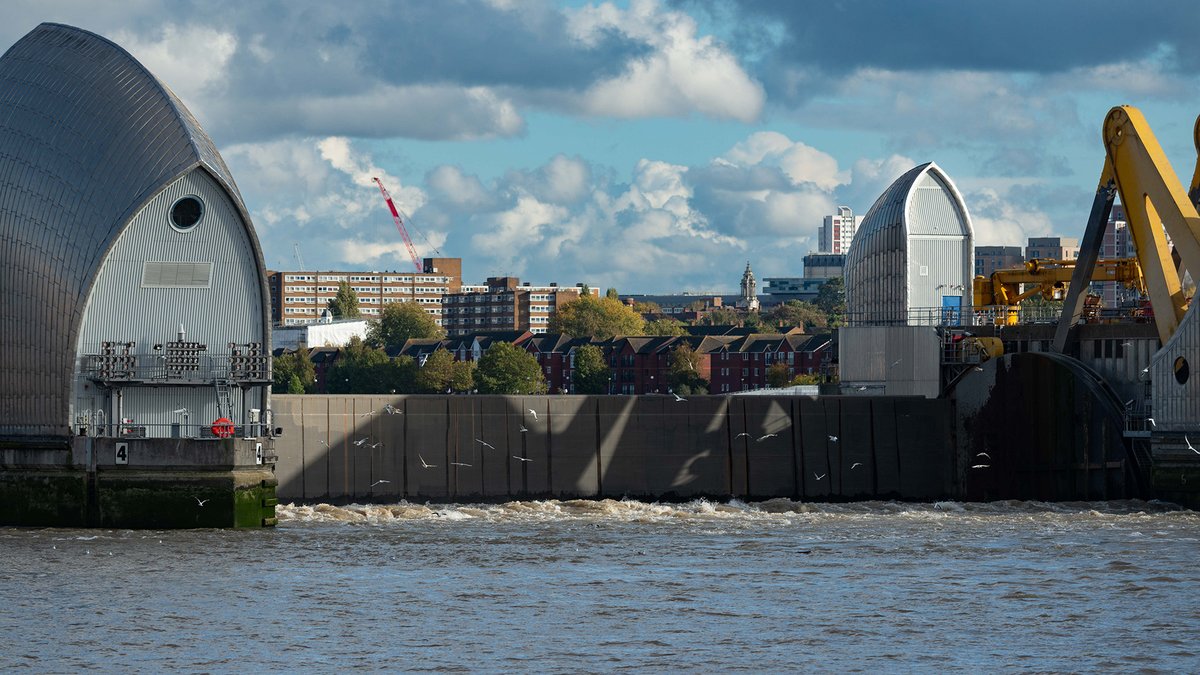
[2, 499, 1199, 673]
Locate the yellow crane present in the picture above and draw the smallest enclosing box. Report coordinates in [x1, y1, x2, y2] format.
[974, 257, 1146, 325]
[1053, 106, 1200, 351]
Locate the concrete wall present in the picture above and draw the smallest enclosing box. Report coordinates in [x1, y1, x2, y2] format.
[272, 394, 956, 503]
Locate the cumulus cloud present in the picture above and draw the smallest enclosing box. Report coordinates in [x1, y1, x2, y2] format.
[567, 0, 764, 122]
[965, 187, 1057, 247]
[110, 23, 237, 121]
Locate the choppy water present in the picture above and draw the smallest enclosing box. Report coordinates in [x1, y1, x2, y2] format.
[3, 499, 1200, 673]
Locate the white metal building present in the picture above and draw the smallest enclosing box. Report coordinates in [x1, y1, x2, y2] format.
[0, 23, 271, 439]
[840, 162, 974, 397]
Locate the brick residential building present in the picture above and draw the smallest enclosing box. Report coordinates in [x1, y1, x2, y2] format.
[267, 257, 462, 326]
[442, 277, 596, 337]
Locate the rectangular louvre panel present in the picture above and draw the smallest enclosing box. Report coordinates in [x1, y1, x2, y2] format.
[141, 261, 214, 288]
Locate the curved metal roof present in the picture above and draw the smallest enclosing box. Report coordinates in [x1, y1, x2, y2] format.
[845, 162, 973, 323]
[0, 23, 264, 437]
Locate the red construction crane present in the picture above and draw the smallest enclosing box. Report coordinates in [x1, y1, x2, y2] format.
[372, 176, 423, 273]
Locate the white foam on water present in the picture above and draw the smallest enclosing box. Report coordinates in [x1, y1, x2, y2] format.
[274, 498, 1196, 527]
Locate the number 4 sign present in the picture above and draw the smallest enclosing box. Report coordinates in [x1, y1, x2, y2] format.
[115, 442, 129, 465]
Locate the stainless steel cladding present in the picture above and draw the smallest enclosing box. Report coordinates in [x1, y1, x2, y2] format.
[845, 163, 974, 326]
[1151, 304, 1200, 431]
[0, 23, 271, 437]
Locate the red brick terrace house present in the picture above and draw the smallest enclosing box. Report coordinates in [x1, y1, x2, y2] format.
[520, 334, 598, 393]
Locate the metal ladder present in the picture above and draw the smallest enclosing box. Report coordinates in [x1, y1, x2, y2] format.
[214, 378, 233, 420]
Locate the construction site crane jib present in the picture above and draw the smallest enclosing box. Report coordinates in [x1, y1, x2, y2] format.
[373, 176, 423, 273]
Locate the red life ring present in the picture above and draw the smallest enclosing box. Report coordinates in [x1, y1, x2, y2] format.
[211, 417, 235, 438]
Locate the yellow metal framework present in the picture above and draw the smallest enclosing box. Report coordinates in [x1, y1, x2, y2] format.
[1054, 106, 1200, 351]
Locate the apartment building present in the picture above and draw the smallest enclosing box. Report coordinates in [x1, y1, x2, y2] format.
[441, 277, 596, 337]
[974, 246, 1024, 278]
[267, 258, 462, 326]
[818, 206, 860, 254]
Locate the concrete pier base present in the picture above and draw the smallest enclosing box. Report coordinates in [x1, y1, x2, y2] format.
[0, 437, 277, 528]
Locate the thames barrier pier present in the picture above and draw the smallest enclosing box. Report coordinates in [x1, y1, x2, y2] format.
[0, 24, 278, 528]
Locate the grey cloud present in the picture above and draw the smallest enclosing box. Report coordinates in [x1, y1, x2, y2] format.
[677, 0, 1200, 75]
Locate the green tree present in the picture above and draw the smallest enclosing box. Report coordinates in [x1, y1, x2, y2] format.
[644, 318, 687, 336]
[766, 300, 828, 330]
[450, 360, 476, 393]
[387, 355, 418, 394]
[630, 300, 662, 314]
[815, 277, 846, 326]
[699, 307, 740, 326]
[272, 349, 316, 394]
[667, 342, 708, 395]
[286, 373, 306, 395]
[415, 349, 456, 393]
[325, 336, 391, 393]
[789, 373, 821, 386]
[605, 287, 619, 300]
[328, 280, 361, 319]
[476, 342, 548, 394]
[766, 362, 791, 388]
[743, 310, 764, 331]
[572, 344, 610, 394]
[550, 295, 645, 339]
[367, 300, 445, 349]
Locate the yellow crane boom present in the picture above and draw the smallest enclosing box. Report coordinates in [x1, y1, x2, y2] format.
[1054, 106, 1200, 350]
[975, 257, 1145, 325]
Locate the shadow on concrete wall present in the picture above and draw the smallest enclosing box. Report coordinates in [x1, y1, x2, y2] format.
[271, 394, 955, 503]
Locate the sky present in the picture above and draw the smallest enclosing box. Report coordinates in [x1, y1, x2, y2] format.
[5, 1, 1200, 293]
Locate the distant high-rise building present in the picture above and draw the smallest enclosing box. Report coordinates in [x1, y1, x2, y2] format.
[1097, 204, 1141, 307]
[818, 206, 860, 254]
[974, 246, 1024, 278]
[1026, 236, 1079, 262]
[802, 253, 846, 280]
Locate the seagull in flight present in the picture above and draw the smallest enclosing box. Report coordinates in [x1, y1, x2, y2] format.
[383, 404, 401, 415]
[359, 410, 375, 418]
[756, 433, 777, 442]
[194, 497, 209, 506]
[418, 454, 436, 469]
[528, 409, 538, 421]
[813, 472, 826, 481]
[519, 425, 528, 433]
[369, 442, 383, 449]
[850, 462, 863, 469]
[828, 435, 839, 442]
[370, 479, 390, 487]
[856, 385, 868, 391]
[1187, 435, 1198, 454]
[450, 462, 472, 467]
[513, 456, 533, 462]
[891, 359, 902, 366]
[971, 464, 990, 469]
[354, 437, 369, 446]
[673, 392, 686, 402]
[1142, 366, 1150, 374]
[319, 440, 329, 448]
[973, 366, 984, 372]
[734, 432, 751, 438]
[1148, 418, 1156, 428]
[976, 452, 991, 460]
[475, 438, 495, 450]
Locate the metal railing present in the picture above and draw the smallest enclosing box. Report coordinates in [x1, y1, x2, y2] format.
[86, 422, 269, 439]
[844, 302, 1156, 328]
[80, 352, 270, 384]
